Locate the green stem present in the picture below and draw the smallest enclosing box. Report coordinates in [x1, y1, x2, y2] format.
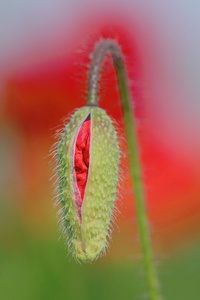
[87, 39, 162, 300]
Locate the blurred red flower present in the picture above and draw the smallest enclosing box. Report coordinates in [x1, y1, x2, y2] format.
[1, 14, 200, 258]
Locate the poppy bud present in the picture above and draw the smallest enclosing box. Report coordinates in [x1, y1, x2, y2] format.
[56, 106, 120, 262]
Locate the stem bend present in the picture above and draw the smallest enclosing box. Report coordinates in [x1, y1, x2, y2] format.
[87, 38, 162, 300]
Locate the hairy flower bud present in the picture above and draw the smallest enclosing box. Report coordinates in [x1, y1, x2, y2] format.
[56, 106, 120, 262]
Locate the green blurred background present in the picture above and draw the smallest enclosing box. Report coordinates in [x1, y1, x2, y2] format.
[1, 200, 200, 300]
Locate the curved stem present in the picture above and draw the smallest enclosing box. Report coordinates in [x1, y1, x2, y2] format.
[87, 39, 162, 300]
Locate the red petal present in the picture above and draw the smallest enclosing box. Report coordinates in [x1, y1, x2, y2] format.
[74, 117, 90, 217]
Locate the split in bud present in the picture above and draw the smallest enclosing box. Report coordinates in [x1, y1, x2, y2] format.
[57, 106, 120, 262]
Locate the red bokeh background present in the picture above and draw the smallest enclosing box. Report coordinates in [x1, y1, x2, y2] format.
[1, 14, 200, 259]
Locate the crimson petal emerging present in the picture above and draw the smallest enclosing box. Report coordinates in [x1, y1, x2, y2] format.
[57, 106, 120, 262]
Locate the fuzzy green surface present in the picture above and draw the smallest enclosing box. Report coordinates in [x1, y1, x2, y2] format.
[57, 106, 120, 262]
[57, 107, 90, 259]
[82, 107, 120, 260]
[81, 107, 120, 261]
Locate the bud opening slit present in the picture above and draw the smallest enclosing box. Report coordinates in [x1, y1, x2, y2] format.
[73, 114, 91, 221]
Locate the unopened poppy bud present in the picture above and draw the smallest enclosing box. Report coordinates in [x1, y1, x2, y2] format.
[57, 106, 120, 262]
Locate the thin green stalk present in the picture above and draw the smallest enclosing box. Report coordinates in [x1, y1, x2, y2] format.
[87, 39, 162, 300]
